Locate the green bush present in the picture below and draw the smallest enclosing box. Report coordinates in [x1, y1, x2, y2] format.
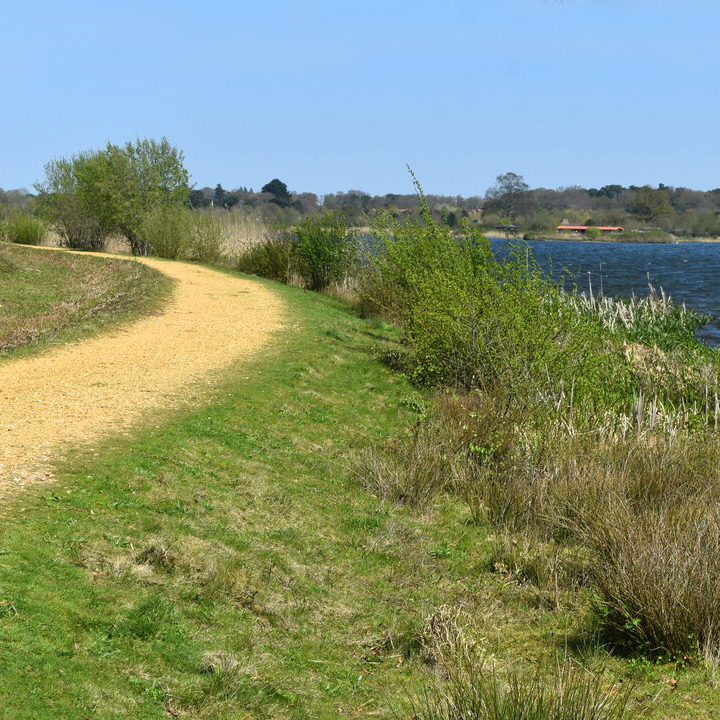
[3, 212, 47, 245]
[35, 137, 189, 256]
[144, 205, 189, 260]
[359, 186, 632, 417]
[235, 211, 356, 291]
[36, 191, 106, 251]
[291, 211, 356, 291]
[236, 234, 293, 284]
[144, 209, 227, 264]
[185, 212, 225, 264]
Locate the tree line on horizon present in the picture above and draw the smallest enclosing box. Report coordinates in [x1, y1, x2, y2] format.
[178, 174, 720, 237]
[3, 140, 720, 239]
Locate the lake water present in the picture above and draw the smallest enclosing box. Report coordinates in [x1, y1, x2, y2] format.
[489, 238, 720, 346]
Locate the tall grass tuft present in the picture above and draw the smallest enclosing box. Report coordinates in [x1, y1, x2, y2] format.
[355, 413, 457, 508]
[404, 658, 635, 720]
[578, 499, 720, 659]
[3, 211, 47, 245]
[218, 210, 270, 260]
[359, 377, 720, 659]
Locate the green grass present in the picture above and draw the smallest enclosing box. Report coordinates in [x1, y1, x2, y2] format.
[1, 255, 720, 717]
[0, 278, 431, 717]
[0, 243, 171, 358]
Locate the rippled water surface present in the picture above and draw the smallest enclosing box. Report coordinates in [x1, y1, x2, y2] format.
[490, 239, 720, 346]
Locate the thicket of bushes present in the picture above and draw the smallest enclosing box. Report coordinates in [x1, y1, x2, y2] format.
[237, 178, 720, 675]
[369, 213, 719, 644]
[236, 211, 356, 291]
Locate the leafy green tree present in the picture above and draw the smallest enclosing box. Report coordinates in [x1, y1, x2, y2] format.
[88, 138, 189, 255]
[628, 185, 674, 224]
[36, 137, 189, 255]
[589, 184, 625, 199]
[261, 179, 291, 208]
[35, 152, 108, 250]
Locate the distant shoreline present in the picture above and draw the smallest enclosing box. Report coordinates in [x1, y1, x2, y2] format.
[482, 231, 720, 244]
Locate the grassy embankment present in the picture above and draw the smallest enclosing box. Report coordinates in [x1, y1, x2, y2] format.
[3, 239, 720, 717]
[0, 243, 172, 357]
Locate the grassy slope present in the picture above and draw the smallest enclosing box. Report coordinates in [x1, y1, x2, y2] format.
[0, 275, 427, 718]
[0, 243, 172, 358]
[0, 255, 719, 717]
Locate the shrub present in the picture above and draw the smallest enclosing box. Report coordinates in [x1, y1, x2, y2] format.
[143, 209, 227, 264]
[236, 234, 293, 284]
[35, 137, 189, 256]
[144, 205, 189, 259]
[291, 211, 356, 291]
[185, 211, 226, 264]
[36, 191, 106, 251]
[360, 185, 632, 417]
[3, 212, 47, 245]
[237, 211, 356, 290]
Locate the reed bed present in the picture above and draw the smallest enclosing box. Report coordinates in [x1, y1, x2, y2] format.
[567, 282, 709, 348]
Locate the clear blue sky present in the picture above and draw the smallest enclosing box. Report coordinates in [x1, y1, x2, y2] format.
[2, 0, 718, 198]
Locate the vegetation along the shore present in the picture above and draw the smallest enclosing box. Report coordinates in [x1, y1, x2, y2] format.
[237, 176, 720, 717]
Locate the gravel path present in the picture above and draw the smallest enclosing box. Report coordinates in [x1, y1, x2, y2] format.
[0, 254, 285, 496]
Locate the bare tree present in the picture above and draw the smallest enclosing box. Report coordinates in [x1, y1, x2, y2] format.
[483, 172, 531, 221]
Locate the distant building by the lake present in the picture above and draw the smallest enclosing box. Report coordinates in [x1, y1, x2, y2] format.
[556, 225, 624, 235]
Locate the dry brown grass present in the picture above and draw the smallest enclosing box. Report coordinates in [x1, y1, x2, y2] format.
[0, 244, 161, 353]
[217, 210, 273, 261]
[360, 383, 720, 660]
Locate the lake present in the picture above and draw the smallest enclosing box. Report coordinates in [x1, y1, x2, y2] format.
[489, 238, 720, 346]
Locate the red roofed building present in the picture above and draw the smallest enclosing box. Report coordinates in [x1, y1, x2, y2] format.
[556, 225, 623, 234]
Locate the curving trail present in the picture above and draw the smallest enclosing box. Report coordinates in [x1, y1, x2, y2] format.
[0, 255, 285, 496]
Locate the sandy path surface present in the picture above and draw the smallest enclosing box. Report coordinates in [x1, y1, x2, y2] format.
[0, 255, 285, 497]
